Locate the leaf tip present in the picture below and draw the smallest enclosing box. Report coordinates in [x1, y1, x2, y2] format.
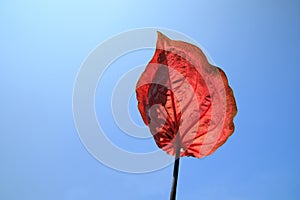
[156, 30, 165, 39]
[156, 31, 171, 48]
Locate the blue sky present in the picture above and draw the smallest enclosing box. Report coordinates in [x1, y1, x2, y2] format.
[1, 0, 300, 199]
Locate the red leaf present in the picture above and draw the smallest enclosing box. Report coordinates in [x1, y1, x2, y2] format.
[136, 32, 237, 158]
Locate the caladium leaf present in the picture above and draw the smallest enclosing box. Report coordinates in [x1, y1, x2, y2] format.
[136, 32, 237, 158]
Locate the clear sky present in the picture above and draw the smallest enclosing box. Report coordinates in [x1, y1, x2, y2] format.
[1, 0, 300, 199]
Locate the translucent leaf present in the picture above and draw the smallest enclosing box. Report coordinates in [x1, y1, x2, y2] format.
[136, 32, 237, 158]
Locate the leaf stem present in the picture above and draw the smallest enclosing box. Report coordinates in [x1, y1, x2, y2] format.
[170, 148, 180, 200]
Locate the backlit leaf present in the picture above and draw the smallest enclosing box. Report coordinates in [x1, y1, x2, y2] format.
[136, 32, 237, 158]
